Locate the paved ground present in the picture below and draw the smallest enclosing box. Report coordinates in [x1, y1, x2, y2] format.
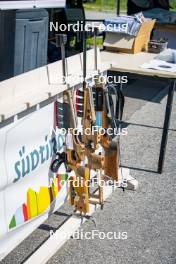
[85, 10, 127, 20]
[85, 10, 116, 20]
[2, 78, 176, 264]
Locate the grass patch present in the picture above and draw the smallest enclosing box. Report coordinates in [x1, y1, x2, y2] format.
[84, 0, 126, 12]
[69, 36, 104, 49]
[87, 36, 103, 48]
[171, 0, 176, 9]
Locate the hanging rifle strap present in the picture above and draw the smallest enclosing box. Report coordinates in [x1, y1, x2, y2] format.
[104, 84, 125, 135]
[51, 34, 70, 173]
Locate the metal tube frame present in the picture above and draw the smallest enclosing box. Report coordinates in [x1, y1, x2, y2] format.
[108, 70, 175, 174]
[117, 0, 121, 15]
[158, 80, 175, 173]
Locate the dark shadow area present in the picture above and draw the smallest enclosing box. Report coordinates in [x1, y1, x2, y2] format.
[38, 224, 57, 232]
[54, 211, 72, 217]
[121, 165, 159, 174]
[20, 213, 72, 263]
[108, 70, 168, 102]
[108, 71, 169, 122]
[3, 210, 73, 264]
[122, 79, 168, 102]
[38, 212, 72, 232]
[122, 121, 176, 132]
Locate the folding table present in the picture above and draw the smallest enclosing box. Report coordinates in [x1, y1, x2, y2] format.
[101, 51, 176, 173]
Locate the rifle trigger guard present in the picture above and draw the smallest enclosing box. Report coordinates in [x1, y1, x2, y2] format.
[50, 152, 70, 173]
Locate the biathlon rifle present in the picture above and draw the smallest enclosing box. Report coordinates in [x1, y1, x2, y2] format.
[51, 29, 125, 215]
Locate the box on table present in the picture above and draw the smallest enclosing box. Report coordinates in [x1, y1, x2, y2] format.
[104, 19, 156, 54]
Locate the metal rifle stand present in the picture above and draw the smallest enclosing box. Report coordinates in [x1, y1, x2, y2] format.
[82, 28, 87, 90]
[55, 34, 67, 84]
[94, 27, 98, 72]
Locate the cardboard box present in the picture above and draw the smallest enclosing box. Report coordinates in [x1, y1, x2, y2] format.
[104, 19, 156, 54]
